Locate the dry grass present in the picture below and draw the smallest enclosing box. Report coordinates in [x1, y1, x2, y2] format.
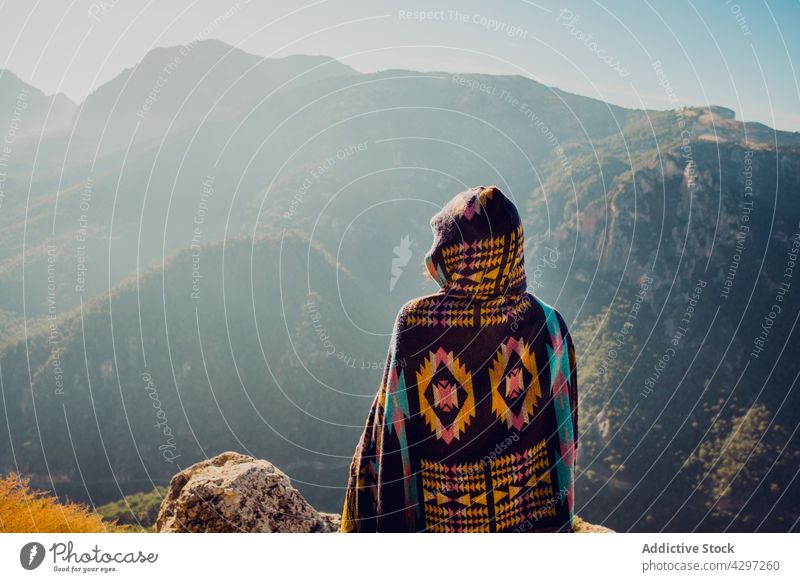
[0, 473, 125, 533]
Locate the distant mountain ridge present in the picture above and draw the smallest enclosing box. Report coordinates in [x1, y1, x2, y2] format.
[0, 69, 76, 136]
[75, 39, 357, 153]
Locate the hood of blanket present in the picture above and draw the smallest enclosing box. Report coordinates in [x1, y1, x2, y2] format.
[424, 186, 527, 298]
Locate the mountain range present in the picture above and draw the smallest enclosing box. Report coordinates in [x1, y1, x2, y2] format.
[1, 40, 798, 532]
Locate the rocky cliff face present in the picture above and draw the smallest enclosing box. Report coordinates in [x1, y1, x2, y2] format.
[156, 452, 611, 533]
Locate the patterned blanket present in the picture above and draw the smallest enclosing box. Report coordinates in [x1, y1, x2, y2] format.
[342, 186, 578, 532]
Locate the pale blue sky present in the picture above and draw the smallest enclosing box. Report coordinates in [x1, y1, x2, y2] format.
[1, 0, 799, 130]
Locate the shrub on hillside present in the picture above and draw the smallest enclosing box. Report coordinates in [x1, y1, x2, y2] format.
[97, 487, 166, 530]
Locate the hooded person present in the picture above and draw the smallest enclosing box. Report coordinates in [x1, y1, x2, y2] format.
[341, 186, 578, 533]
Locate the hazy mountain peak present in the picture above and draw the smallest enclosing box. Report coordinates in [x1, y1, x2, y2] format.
[0, 69, 77, 135]
[75, 40, 357, 152]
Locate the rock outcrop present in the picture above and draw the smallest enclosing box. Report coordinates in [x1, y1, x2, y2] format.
[572, 516, 614, 533]
[156, 452, 611, 533]
[156, 452, 340, 532]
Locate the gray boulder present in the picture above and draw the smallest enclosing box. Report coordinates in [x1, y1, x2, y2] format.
[156, 452, 340, 533]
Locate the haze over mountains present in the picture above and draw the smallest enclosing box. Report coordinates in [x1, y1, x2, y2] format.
[1, 40, 798, 532]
